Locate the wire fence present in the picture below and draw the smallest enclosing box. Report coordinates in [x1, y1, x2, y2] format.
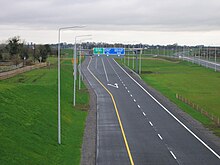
[0, 63, 47, 80]
[176, 94, 220, 126]
[0, 63, 23, 73]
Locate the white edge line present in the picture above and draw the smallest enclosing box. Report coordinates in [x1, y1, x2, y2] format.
[113, 59, 220, 159]
[170, 151, 177, 160]
[101, 58, 109, 82]
[87, 58, 100, 161]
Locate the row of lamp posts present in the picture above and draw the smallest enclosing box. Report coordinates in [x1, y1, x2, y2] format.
[57, 26, 92, 145]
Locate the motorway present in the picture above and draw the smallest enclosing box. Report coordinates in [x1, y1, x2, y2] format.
[82, 56, 220, 165]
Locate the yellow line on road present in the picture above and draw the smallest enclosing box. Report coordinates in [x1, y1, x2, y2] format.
[87, 57, 134, 165]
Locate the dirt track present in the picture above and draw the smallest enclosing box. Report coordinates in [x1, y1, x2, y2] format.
[0, 63, 47, 80]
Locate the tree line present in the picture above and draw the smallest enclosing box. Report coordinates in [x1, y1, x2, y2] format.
[0, 36, 55, 65]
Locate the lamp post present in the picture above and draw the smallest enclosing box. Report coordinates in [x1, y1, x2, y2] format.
[139, 46, 143, 75]
[73, 35, 92, 106]
[57, 26, 84, 145]
[133, 45, 135, 69]
[215, 47, 217, 72]
[78, 37, 92, 90]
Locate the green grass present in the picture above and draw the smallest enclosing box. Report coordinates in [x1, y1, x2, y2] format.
[117, 57, 220, 136]
[61, 49, 73, 58]
[142, 49, 175, 55]
[0, 57, 89, 164]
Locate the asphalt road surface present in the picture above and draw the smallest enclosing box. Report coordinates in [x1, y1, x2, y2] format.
[82, 56, 220, 165]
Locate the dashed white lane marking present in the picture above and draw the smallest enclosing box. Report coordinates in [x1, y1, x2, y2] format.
[142, 112, 146, 116]
[133, 99, 136, 102]
[113, 59, 220, 160]
[158, 134, 163, 140]
[128, 90, 130, 93]
[170, 151, 177, 160]
[125, 87, 127, 89]
[149, 121, 153, 127]
[130, 94, 133, 97]
[137, 105, 140, 108]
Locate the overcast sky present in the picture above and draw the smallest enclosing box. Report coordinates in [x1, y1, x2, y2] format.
[1, 0, 220, 45]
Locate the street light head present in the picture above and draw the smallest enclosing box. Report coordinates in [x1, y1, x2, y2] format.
[75, 34, 92, 39]
[59, 25, 86, 31]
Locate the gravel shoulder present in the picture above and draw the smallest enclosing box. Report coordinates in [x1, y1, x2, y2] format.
[80, 58, 97, 165]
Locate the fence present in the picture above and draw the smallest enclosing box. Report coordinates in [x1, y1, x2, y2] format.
[0, 63, 47, 80]
[0, 63, 23, 72]
[176, 94, 220, 126]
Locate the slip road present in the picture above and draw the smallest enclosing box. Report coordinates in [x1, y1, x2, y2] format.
[82, 56, 220, 165]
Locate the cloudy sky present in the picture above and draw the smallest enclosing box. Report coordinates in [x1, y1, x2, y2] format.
[1, 0, 220, 45]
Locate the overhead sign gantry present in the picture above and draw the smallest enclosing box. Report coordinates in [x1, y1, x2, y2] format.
[93, 48, 125, 56]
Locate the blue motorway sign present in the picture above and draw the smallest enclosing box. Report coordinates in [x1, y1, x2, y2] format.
[104, 48, 125, 55]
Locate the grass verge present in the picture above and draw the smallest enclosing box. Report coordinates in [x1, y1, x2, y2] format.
[0, 56, 89, 164]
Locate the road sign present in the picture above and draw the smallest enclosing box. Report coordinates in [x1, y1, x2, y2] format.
[93, 47, 125, 56]
[72, 58, 78, 64]
[93, 48, 104, 54]
[104, 48, 125, 55]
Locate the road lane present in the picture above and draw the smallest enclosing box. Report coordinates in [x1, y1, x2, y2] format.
[82, 56, 220, 165]
[82, 57, 130, 165]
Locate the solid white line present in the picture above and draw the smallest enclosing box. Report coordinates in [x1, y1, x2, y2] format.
[134, 99, 136, 102]
[158, 134, 163, 140]
[101, 58, 109, 82]
[170, 151, 177, 160]
[149, 121, 153, 126]
[137, 105, 140, 108]
[113, 59, 220, 159]
[142, 112, 146, 116]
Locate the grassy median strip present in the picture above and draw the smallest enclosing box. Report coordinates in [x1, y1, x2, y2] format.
[118, 57, 220, 136]
[0, 57, 89, 164]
